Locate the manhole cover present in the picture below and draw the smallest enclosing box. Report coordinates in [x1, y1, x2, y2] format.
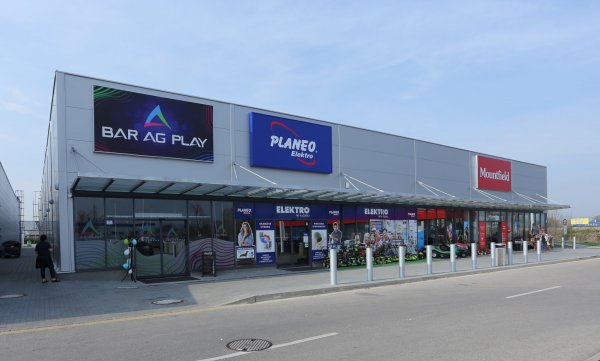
[227, 339, 272, 352]
[0, 294, 26, 299]
[152, 298, 183, 305]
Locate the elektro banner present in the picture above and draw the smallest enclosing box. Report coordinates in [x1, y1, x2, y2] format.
[249, 112, 332, 173]
[475, 155, 512, 192]
[94, 86, 214, 161]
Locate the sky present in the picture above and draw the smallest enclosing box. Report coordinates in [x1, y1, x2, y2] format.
[1, 0, 599, 221]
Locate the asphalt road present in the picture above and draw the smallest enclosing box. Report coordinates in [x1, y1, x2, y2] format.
[2, 258, 600, 361]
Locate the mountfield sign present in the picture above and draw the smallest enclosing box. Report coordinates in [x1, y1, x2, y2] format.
[476, 155, 512, 192]
[249, 112, 332, 173]
[94, 86, 214, 161]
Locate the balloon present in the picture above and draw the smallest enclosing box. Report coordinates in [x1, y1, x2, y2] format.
[123, 239, 129, 246]
[124, 249, 130, 256]
[122, 262, 129, 269]
[128, 269, 133, 274]
[131, 239, 138, 245]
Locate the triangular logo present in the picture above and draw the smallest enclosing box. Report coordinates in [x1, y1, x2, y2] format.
[80, 220, 98, 236]
[144, 105, 172, 129]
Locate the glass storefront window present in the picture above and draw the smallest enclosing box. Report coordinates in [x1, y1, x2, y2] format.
[471, 210, 479, 245]
[105, 198, 133, 268]
[213, 201, 234, 269]
[188, 200, 212, 272]
[74, 197, 106, 270]
[189, 201, 211, 239]
[134, 198, 187, 218]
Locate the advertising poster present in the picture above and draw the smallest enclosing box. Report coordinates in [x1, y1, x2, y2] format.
[501, 221, 508, 245]
[311, 221, 328, 261]
[236, 247, 255, 266]
[398, 220, 408, 242]
[479, 221, 487, 249]
[410, 220, 420, 253]
[256, 221, 275, 265]
[94, 86, 214, 161]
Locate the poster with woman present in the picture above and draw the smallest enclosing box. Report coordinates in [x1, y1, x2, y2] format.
[237, 221, 254, 246]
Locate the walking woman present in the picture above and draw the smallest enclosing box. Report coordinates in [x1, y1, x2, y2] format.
[35, 234, 59, 283]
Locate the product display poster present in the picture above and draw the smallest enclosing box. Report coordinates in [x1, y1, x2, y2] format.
[311, 221, 327, 261]
[406, 220, 418, 254]
[236, 246, 255, 266]
[256, 221, 275, 265]
[479, 221, 487, 249]
[501, 221, 508, 245]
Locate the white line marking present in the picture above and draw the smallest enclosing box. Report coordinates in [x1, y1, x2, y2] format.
[197, 332, 338, 361]
[270, 332, 339, 349]
[506, 286, 561, 299]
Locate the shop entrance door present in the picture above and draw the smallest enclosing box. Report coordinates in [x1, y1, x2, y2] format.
[135, 219, 188, 278]
[275, 220, 310, 267]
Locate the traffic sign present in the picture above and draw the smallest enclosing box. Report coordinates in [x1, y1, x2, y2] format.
[563, 219, 567, 226]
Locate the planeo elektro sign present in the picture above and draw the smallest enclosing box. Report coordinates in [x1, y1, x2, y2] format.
[249, 112, 332, 173]
[475, 155, 512, 192]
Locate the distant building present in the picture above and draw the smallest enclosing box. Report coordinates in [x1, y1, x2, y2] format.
[0, 162, 20, 243]
[571, 218, 590, 226]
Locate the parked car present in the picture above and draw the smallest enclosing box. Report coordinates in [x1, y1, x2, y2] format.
[1, 240, 21, 258]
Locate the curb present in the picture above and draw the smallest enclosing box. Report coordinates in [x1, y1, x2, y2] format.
[227, 255, 600, 305]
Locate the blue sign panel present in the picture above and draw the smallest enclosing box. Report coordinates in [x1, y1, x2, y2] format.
[234, 202, 254, 219]
[249, 112, 332, 173]
[255, 203, 274, 220]
[94, 86, 213, 161]
[274, 204, 312, 220]
[356, 206, 395, 220]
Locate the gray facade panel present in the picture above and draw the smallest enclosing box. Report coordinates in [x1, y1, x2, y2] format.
[57, 72, 551, 201]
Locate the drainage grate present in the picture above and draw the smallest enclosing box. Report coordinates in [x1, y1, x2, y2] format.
[227, 339, 272, 352]
[0, 294, 26, 299]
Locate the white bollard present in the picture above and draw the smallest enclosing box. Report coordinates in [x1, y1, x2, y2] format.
[491, 242, 496, 267]
[426, 245, 433, 274]
[366, 246, 373, 282]
[399, 245, 406, 279]
[450, 244, 456, 272]
[330, 248, 337, 285]
[537, 239, 542, 262]
[573, 236, 576, 250]
[471, 243, 477, 270]
[507, 241, 513, 265]
[523, 241, 528, 264]
[561, 236, 565, 249]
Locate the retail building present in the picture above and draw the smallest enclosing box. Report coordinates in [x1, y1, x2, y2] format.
[40, 72, 567, 277]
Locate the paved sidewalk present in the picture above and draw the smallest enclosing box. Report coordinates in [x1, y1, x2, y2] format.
[1, 245, 598, 332]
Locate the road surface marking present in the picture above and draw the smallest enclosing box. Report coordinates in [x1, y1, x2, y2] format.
[197, 332, 338, 361]
[506, 286, 561, 299]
